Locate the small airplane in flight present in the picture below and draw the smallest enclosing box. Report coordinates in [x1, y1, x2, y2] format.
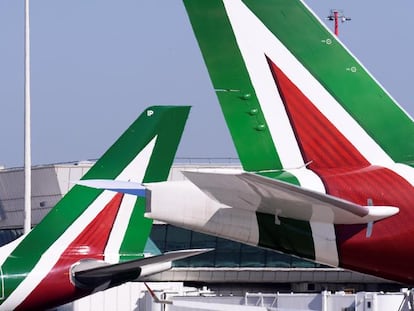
[83, 0, 414, 285]
[0, 106, 210, 310]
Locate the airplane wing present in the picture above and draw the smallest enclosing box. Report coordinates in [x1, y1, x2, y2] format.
[71, 248, 211, 289]
[182, 171, 399, 225]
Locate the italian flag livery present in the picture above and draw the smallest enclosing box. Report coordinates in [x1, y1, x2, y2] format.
[178, 0, 414, 283]
[0, 106, 191, 310]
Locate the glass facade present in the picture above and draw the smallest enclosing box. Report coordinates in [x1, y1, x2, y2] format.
[150, 224, 324, 268]
[0, 229, 23, 246]
[0, 225, 324, 269]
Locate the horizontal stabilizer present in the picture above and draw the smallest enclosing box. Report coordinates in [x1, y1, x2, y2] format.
[76, 179, 146, 197]
[71, 248, 212, 289]
[182, 171, 399, 225]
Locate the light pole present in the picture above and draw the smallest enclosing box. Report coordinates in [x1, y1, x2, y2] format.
[24, 0, 32, 234]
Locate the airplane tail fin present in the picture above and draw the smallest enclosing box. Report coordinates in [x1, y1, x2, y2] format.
[2, 106, 190, 299]
[183, 1, 414, 279]
[184, 0, 414, 173]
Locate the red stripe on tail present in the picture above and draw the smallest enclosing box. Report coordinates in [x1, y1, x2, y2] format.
[17, 193, 124, 310]
[267, 56, 369, 170]
[267, 56, 414, 282]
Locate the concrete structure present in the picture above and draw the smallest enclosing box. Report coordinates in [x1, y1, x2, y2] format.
[67, 283, 413, 311]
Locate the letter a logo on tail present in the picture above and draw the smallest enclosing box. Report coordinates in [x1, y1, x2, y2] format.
[184, 0, 414, 283]
[184, 0, 414, 173]
[0, 106, 191, 310]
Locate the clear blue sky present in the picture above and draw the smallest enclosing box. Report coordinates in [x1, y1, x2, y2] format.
[0, 0, 413, 168]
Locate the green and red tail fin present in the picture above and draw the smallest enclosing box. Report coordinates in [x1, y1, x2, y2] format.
[184, 0, 414, 172]
[183, 0, 414, 280]
[0, 106, 190, 304]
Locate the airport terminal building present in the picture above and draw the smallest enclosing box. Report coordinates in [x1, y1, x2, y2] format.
[0, 161, 403, 310]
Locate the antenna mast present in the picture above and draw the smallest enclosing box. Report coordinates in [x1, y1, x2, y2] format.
[327, 9, 351, 36]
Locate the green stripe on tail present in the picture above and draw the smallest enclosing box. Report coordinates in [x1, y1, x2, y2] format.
[184, 0, 283, 172]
